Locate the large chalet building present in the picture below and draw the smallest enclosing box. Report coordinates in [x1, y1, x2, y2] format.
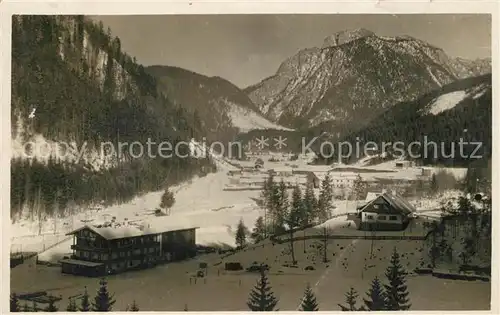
[60, 223, 198, 277]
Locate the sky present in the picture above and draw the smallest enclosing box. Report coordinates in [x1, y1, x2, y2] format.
[94, 14, 491, 88]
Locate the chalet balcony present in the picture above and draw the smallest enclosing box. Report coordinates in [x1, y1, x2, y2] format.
[72, 241, 161, 251]
[71, 244, 110, 252]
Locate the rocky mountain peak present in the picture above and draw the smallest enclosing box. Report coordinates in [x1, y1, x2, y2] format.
[322, 28, 375, 48]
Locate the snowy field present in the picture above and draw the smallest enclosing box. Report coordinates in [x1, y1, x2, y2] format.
[11, 232, 490, 311]
[31, 172, 361, 263]
[10, 153, 490, 311]
[11, 152, 455, 263]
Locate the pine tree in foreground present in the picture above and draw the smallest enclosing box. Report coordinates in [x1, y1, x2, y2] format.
[338, 287, 363, 311]
[299, 283, 319, 311]
[129, 300, 139, 311]
[44, 300, 59, 312]
[92, 278, 116, 311]
[247, 269, 279, 311]
[384, 248, 411, 310]
[66, 297, 78, 311]
[363, 277, 386, 311]
[80, 287, 91, 311]
[10, 293, 20, 312]
[22, 301, 30, 312]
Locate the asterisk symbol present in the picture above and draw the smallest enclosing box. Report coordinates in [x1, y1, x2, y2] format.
[255, 136, 269, 150]
[274, 136, 287, 150]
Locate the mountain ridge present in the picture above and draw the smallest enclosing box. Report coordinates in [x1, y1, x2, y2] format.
[244, 30, 491, 131]
[146, 65, 292, 141]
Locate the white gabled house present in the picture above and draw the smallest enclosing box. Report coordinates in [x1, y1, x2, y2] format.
[356, 192, 415, 231]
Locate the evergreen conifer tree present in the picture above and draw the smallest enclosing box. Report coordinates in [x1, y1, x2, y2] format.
[92, 278, 116, 311]
[384, 248, 411, 310]
[363, 277, 386, 311]
[247, 269, 279, 311]
[22, 301, 30, 312]
[303, 182, 317, 224]
[430, 173, 438, 194]
[352, 175, 366, 200]
[261, 174, 277, 233]
[287, 185, 304, 263]
[44, 300, 58, 312]
[299, 284, 319, 311]
[67, 297, 78, 312]
[291, 185, 305, 227]
[235, 218, 248, 248]
[160, 187, 175, 213]
[273, 180, 289, 233]
[80, 286, 91, 311]
[338, 287, 361, 311]
[10, 293, 20, 312]
[317, 173, 333, 222]
[129, 300, 139, 311]
[251, 216, 266, 243]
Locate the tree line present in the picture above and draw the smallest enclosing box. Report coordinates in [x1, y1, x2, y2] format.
[317, 74, 492, 167]
[234, 174, 335, 264]
[11, 15, 216, 220]
[247, 247, 411, 311]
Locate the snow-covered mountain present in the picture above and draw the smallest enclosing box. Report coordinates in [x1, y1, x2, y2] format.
[11, 16, 216, 221]
[244, 28, 491, 130]
[146, 66, 292, 140]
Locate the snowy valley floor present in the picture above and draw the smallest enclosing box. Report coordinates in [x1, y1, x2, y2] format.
[11, 235, 490, 311]
[10, 168, 489, 311]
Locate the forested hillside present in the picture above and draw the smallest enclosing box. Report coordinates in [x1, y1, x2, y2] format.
[319, 74, 492, 167]
[10, 15, 215, 220]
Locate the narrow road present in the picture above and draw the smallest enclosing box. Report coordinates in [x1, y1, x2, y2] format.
[295, 239, 359, 310]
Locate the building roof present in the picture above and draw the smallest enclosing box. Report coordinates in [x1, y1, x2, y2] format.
[66, 220, 199, 240]
[359, 192, 415, 215]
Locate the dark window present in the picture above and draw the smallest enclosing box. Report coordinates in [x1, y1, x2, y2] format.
[367, 215, 374, 220]
[389, 216, 398, 221]
[378, 215, 386, 220]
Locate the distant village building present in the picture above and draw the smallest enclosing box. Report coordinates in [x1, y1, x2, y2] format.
[61, 223, 198, 277]
[394, 160, 414, 169]
[242, 166, 258, 173]
[272, 167, 293, 177]
[356, 192, 415, 231]
[330, 172, 359, 188]
[254, 158, 264, 169]
[227, 170, 242, 176]
[420, 167, 433, 177]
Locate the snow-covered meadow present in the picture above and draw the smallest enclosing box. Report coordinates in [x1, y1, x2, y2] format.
[11, 146, 463, 264]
